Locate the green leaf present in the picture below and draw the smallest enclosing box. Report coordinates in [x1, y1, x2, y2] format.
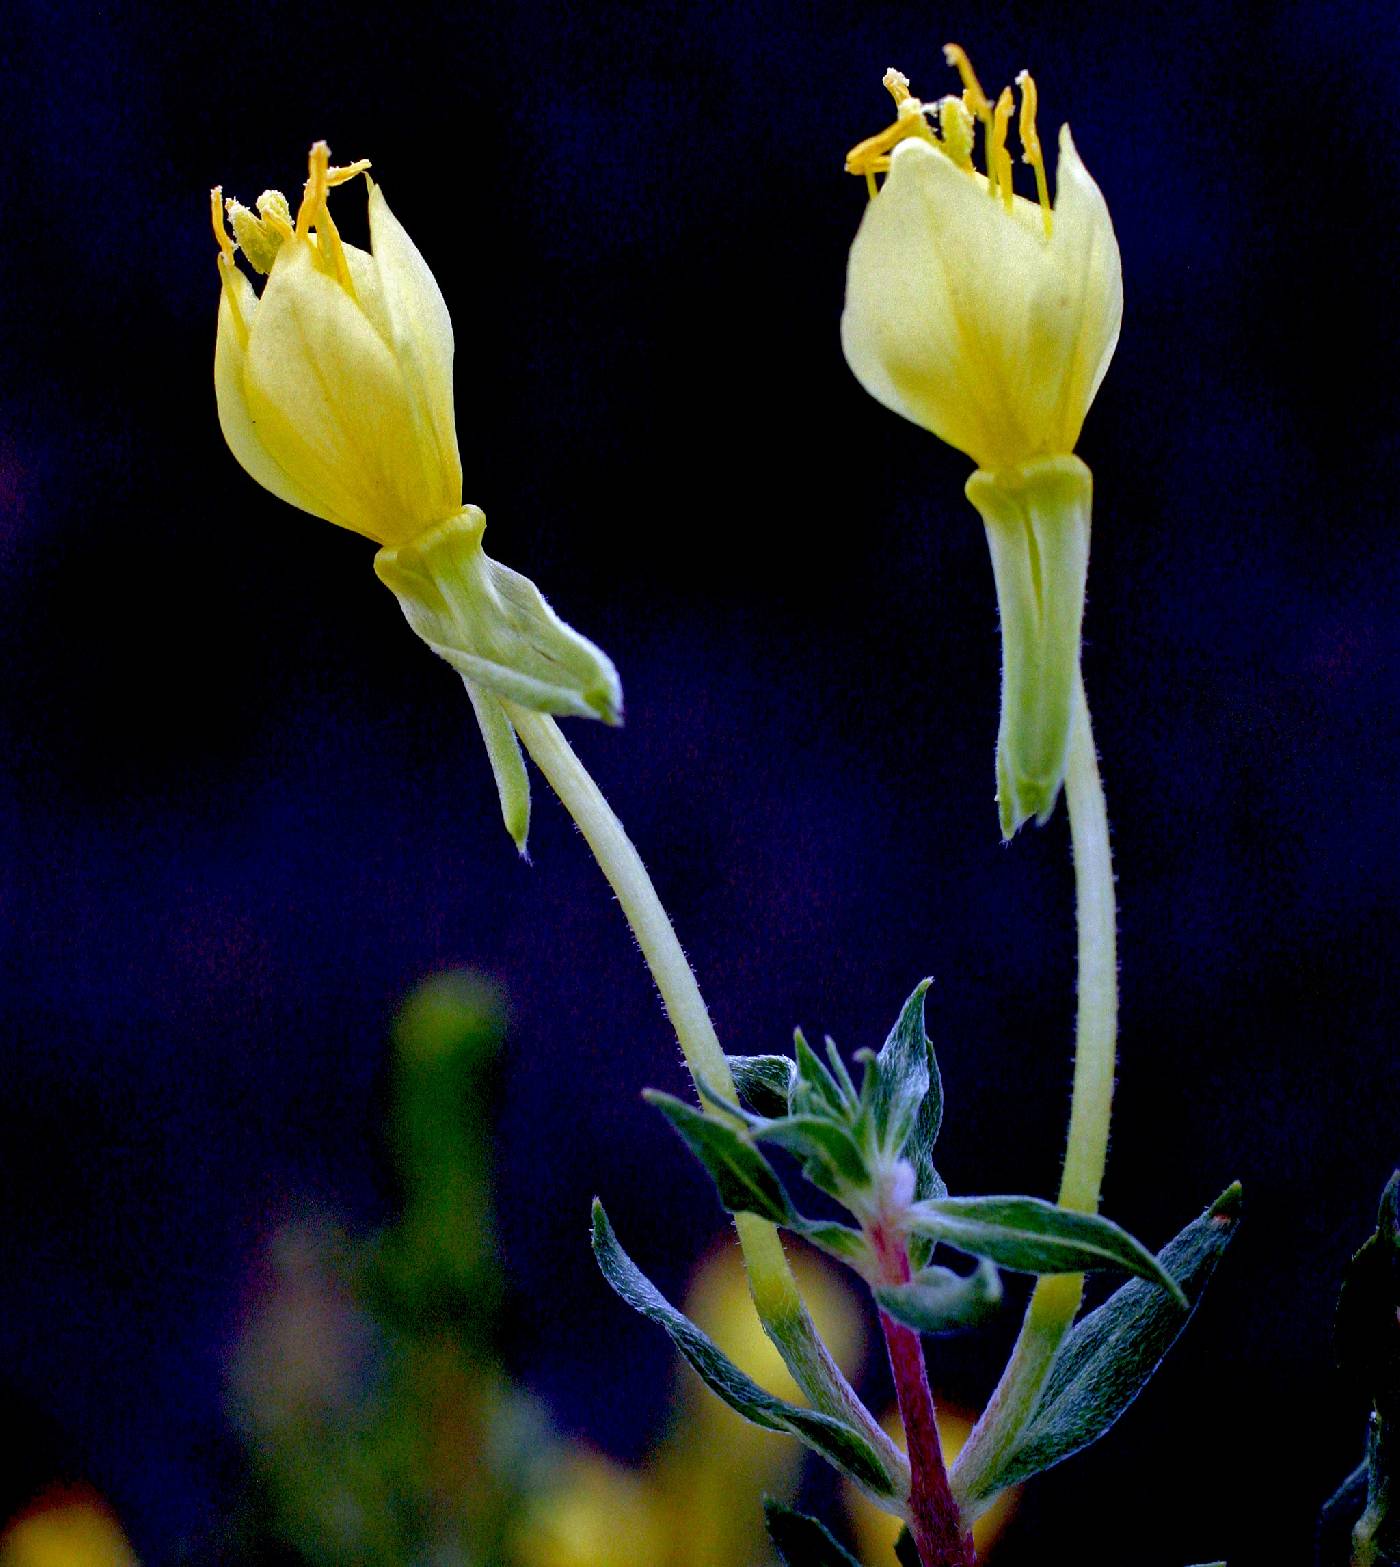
[874, 1259, 1002, 1335]
[762, 1499, 865, 1567]
[792, 1029, 849, 1117]
[754, 1115, 872, 1193]
[893, 1529, 922, 1567]
[643, 1091, 795, 1225]
[794, 1220, 875, 1270]
[912, 1195, 1187, 1304]
[824, 1038, 860, 1106]
[727, 1054, 796, 1119]
[591, 1201, 897, 1497]
[868, 980, 933, 1160]
[968, 1184, 1242, 1499]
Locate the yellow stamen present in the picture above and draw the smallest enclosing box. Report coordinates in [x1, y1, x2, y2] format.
[1016, 70, 1052, 236]
[210, 186, 249, 348]
[937, 94, 975, 171]
[989, 86, 1015, 211]
[942, 43, 991, 122]
[845, 109, 934, 184]
[294, 141, 368, 298]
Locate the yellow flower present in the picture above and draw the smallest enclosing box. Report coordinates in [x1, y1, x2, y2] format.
[841, 51, 1122, 477]
[841, 53, 1122, 837]
[213, 143, 461, 546]
[211, 146, 621, 854]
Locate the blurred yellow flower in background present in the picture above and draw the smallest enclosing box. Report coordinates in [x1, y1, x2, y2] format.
[516, 1245, 864, 1567]
[0, 1490, 137, 1567]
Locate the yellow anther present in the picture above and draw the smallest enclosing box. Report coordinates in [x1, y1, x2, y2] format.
[943, 43, 991, 122]
[256, 188, 294, 238]
[227, 199, 285, 276]
[989, 86, 1015, 210]
[1016, 70, 1052, 236]
[937, 94, 975, 171]
[882, 68, 912, 107]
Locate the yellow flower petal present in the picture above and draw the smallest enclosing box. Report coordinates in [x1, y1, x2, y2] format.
[368, 180, 462, 512]
[213, 263, 331, 522]
[842, 109, 1121, 474]
[244, 236, 452, 544]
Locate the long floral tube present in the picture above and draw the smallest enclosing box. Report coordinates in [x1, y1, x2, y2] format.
[502, 705, 906, 1484]
[951, 673, 1117, 1512]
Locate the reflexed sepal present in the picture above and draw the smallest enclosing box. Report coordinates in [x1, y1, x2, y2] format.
[910, 1194, 1187, 1303]
[461, 679, 530, 853]
[763, 1498, 865, 1567]
[957, 1184, 1242, 1508]
[966, 455, 1092, 839]
[874, 1259, 1003, 1335]
[375, 506, 623, 723]
[590, 1201, 902, 1501]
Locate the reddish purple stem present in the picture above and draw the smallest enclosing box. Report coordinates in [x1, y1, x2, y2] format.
[873, 1228, 976, 1567]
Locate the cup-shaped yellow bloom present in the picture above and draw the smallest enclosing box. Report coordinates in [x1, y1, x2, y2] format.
[214, 146, 462, 546]
[841, 57, 1122, 836]
[212, 145, 621, 854]
[841, 60, 1121, 476]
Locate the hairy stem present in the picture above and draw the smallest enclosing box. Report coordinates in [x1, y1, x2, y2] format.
[951, 672, 1117, 1510]
[505, 706, 898, 1466]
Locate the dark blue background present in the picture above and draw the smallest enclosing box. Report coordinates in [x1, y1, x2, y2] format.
[1, 0, 1395, 1560]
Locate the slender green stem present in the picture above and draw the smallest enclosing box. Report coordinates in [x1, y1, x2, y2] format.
[503, 705, 900, 1473]
[950, 671, 1117, 1512]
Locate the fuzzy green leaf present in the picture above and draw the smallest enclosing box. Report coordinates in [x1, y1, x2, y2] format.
[869, 980, 934, 1160]
[762, 1499, 865, 1567]
[591, 1201, 896, 1497]
[874, 1259, 1002, 1335]
[795, 1220, 874, 1269]
[912, 1195, 1187, 1304]
[643, 1091, 795, 1225]
[792, 1029, 849, 1117]
[967, 1184, 1242, 1499]
[754, 1115, 871, 1192]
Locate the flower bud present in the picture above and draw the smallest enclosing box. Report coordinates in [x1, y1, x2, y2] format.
[213, 144, 461, 546]
[211, 145, 621, 855]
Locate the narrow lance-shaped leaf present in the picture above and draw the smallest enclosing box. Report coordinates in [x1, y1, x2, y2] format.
[911, 1195, 1187, 1305]
[792, 1029, 849, 1118]
[762, 1499, 865, 1567]
[591, 1202, 898, 1499]
[958, 1184, 1243, 1506]
[874, 1259, 1003, 1336]
[643, 1090, 794, 1225]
